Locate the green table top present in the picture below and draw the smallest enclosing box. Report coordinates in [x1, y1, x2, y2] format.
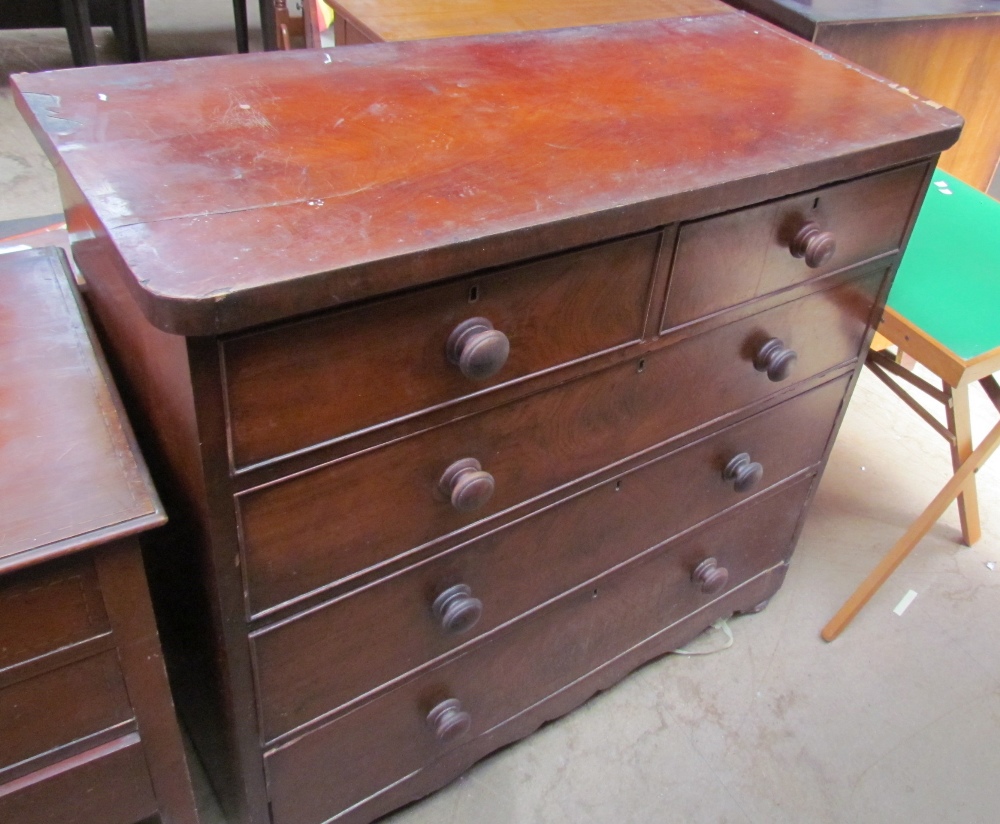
[887, 169, 1000, 361]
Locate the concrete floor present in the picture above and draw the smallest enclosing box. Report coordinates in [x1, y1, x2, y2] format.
[3, 5, 999, 823]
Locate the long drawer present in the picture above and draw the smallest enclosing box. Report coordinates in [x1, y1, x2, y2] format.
[264, 478, 813, 824]
[662, 162, 926, 329]
[239, 267, 884, 614]
[0, 650, 132, 777]
[251, 375, 847, 741]
[223, 231, 661, 468]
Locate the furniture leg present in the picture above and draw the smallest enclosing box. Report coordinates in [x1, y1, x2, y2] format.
[113, 0, 148, 62]
[822, 413, 1000, 642]
[234, 0, 249, 52]
[59, 0, 97, 66]
[259, 0, 278, 50]
[946, 382, 981, 545]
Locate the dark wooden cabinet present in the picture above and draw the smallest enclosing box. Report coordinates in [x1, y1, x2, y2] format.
[727, 0, 1000, 192]
[0, 248, 198, 824]
[13, 15, 960, 824]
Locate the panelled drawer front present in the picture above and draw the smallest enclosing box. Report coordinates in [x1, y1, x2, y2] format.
[252, 376, 848, 741]
[223, 231, 661, 467]
[662, 163, 926, 329]
[0, 558, 109, 673]
[0, 650, 132, 775]
[240, 268, 883, 614]
[264, 479, 812, 824]
[0, 736, 157, 824]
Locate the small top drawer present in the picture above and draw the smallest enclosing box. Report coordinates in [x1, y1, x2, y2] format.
[661, 163, 928, 329]
[223, 232, 661, 468]
[0, 558, 109, 674]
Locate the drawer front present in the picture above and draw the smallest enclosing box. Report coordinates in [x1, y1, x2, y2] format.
[0, 558, 109, 673]
[0, 735, 156, 824]
[224, 232, 661, 467]
[240, 268, 882, 614]
[252, 376, 847, 741]
[0, 651, 132, 775]
[264, 479, 812, 824]
[662, 163, 926, 329]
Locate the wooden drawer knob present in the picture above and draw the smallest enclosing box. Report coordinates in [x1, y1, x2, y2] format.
[432, 584, 483, 634]
[439, 458, 495, 513]
[790, 221, 836, 269]
[723, 453, 763, 493]
[753, 337, 797, 382]
[447, 317, 510, 380]
[427, 698, 471, 742]
[692, 558, 729, 595]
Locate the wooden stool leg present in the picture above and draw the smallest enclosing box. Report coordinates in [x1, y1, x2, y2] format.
[822, 415, 1000, 642]
[233, 0, 250, 53]
[59, 0, 97, 66]
[946, 383, 981, 546]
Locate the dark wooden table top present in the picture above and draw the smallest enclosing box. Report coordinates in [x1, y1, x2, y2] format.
[0, 247, 164, 574]
[13, 14, 961, 336]
[731, 1, 1000, 28]
[326, 0, 734, 41]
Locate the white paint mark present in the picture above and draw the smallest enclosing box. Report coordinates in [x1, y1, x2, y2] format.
[97, 93, 107, 101]
[893, 590, 918, 616]
[324, 53, 332, 64]
[940, 188, 953, 195]
[935, 180, 948, 188]
[986, 561, 996, 571]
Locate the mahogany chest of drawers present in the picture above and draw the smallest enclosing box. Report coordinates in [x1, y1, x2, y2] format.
[0, 248, 198, 824]
[13, 14, 960, 824]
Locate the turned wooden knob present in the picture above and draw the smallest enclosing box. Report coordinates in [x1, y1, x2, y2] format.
[432, 584, 483, 634]
[723, 453, 763, 493]
[446, 317, 510, 380]
[427, 698, 471, 742]
[753, 337, 797, 382]
[692, 558, 729, 595]
[790, 221, 836, 268]
[439, 458, 495, 513]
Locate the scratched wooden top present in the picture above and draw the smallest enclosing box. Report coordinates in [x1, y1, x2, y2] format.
[0, 248, 163, 573]
[329, 0, 734, 42]
[13, 15, 961, 335]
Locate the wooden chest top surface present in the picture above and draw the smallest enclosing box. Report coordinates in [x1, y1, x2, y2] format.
[13, 15, 960, 334]
[328, 0, 734, 41]
[0, 248, 163, 573]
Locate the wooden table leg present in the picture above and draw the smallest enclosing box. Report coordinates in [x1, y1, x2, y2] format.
[259, 0, 278, 50]
[946, 382, 981, 546]
[822, 414, 1000, 642]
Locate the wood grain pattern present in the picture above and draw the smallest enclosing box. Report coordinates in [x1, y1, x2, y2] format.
[0, 248, 163, 573]
[12, 16, 960, 333]
[252, 377, 847, 742]
[329, 0, 734, 43]
[224, 231, 659, 466]
[664, 164, 926, 328]
[238, 270, 883, 614]
[264, 479, 812, 824]
[730, 0, 1000, 190]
